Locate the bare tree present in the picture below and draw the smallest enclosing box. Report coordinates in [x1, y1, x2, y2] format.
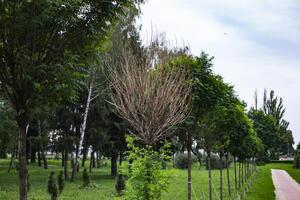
[109, 45, 191, 145]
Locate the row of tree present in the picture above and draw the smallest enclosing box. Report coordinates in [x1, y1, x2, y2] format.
[0, 0, 294, 200]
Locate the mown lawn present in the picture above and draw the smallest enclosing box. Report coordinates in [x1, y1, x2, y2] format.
[245, 163, 300, 200]
[1, 159, 299, 200]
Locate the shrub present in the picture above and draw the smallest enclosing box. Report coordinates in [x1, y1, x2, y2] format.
[57, 170, 65, 194]
[115, 173, 126, 195]
[123, 136, 171, 200]
[82, 168, 90, 187]
[174, 153, 197, 169]
[47, 172, 58, 200]
[294, 154, 300, 169]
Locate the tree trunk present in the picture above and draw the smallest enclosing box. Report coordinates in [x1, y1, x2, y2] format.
[64, 150, 69, 180]
[37, 150, 42, 167]
[8, 146, 16, 173]
[75, 79, 93, 173]
[61, 151, 64, 167]
[30, 149, 36, 164]
[71, 144, 79, 181]
[226, 154, 231, 197]
[220, 152, 223, 200]
[97, 151, 101, 168]
[51, 193, 57, 200]
[41, 150, 48, 169]
[187, 132, 192, 200]
[92, 151, 96, 168]
[81, 147, 88, 167]
[119, 151, 123, 166]
[89, 151, 93, 173]
[17, 119, 28, 200]
[233, 156, 237, 191]
[241, 162, 244, 184]
[238, 162, 241, 188]
[111, 152, 118, 177]
[208, 151, 212, 200]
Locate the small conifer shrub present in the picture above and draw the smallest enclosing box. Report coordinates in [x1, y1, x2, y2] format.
[57, 170, 65, 194]
[115, 173, 125, 195]
[47, 171, 58, 200]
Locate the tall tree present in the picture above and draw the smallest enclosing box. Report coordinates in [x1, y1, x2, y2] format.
[169, 52, 234, 200]
[0, 1, 144, 199]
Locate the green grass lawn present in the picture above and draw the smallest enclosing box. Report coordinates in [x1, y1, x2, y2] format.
[245, 163, 300, 200]
[0, 159, 299, 200]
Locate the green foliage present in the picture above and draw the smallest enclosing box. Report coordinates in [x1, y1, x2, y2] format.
[57, 170, 65, 194]
[174, 153, 197, 169]
[294, 145, 300, 168]
[47, 171, 58, 200]
[82, 168, 90, 188]
[0, 101, 17, 158]
[122, 136, 171, 200]
[115, 173, 126, 195]
[248, 109, 280, 161]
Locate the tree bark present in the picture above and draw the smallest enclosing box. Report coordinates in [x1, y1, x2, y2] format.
[233, 156, 237, 191]
[81, 146, 88, 167]
[61, 151, 64, 167]
[71, 144, 79, 181]
[75, 78, 94, 173]
[241, 162, 244, 184]
[37, 119, 47, 169]
[111, 152, 118, 177]
[238, 162, 241, 188]
[226, 154, 231, 197]
[89, 151, 93, 173]
[8, 146, 16, 173]
[17, 119, 28, 200]
[187, 132, 192, 200]
[220, 152, 223, 200]
[41, 150, 48, 169]
[208, 151, 212, 200]
[64, 150, 69, 180]
[30, 148, 36, 164]
[37, 150, 42, 167]
[119, 151, 123, 166]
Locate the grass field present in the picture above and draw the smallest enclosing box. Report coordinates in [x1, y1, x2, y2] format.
[0, 159, 299, 200]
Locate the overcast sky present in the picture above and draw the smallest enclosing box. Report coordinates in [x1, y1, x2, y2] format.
[139, 0, 300, 145]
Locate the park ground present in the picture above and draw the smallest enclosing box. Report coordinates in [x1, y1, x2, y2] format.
[0, 159, 299, 200]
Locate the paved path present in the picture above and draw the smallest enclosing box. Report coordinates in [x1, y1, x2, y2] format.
[272, 169, 300, 200]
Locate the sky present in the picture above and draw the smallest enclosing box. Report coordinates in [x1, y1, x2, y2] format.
[139, 0, 300, 145]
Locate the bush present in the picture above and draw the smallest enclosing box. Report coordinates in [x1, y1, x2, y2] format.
[115, 173, 125, 195]
[294, 154, 300, 168]
[47, 172, 58, 200]
[207, 154, 231, 170]
[123, 136, 171, 200]
[57, 170, 65, 194]
[271, 160, 294, 164]
[174, 153, 197, 169]
[82, 168, 90, 187]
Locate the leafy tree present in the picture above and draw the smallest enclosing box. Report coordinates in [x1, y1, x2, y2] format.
[0, 1, 144, 198]
[168, 52, 234, 200]
[0, 100, 17, 158]
[248, 109, 280, 161]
